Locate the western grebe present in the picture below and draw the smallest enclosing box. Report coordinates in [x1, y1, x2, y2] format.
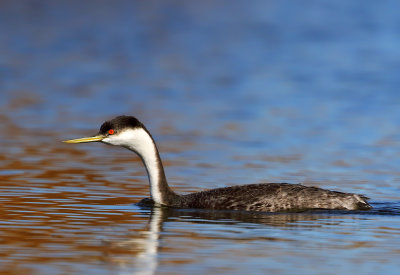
[64, 115, 372, 212]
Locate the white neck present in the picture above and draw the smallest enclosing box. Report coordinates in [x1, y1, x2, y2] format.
[103, 128, 168, 205]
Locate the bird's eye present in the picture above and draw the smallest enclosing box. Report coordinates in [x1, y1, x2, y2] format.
[108, 129, 115, 135]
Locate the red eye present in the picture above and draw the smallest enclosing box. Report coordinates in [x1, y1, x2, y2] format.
[108, 129, 115, 135]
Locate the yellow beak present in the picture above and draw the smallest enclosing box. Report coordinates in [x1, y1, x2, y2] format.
[63, 135, 104, 143]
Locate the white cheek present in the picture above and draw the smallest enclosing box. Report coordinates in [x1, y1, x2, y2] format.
[101, 129, 155, 154]
[102, 136, 123, 146]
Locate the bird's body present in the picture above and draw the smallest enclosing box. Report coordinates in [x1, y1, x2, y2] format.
[139, 183, 371, 212]
[64, 115, 372, 212]
[168, 183, 371, 212]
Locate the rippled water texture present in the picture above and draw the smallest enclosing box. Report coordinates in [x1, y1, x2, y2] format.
[1, 1, 400, 274]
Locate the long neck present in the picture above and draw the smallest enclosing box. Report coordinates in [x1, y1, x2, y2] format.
[123, 128, 179, 205]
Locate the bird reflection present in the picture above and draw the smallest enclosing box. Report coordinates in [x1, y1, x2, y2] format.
[102, 203, 386, 275]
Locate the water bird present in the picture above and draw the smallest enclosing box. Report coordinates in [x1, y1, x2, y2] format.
[64, 115, 372, 212]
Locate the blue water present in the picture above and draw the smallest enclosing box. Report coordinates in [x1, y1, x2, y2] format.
[1, 1, 400, 274]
